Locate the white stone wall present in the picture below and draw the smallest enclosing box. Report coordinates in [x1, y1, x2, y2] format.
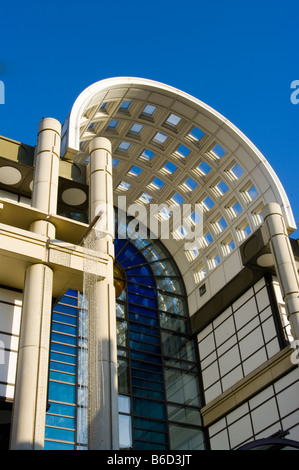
[208, 368, 299, 449]
[0, 287, 22, 400]
[197, 277, 283, 404]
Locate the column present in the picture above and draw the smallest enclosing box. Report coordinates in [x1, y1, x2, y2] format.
[262, 203, 299, 339]
[10, 118, 61, 449]
[87, 137, 119, 450]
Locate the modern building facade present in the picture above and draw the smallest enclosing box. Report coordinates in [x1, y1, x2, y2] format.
[0, 77, 298, 450]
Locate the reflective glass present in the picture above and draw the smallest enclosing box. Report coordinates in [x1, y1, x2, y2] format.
[45, 426, 75, 442]
[161, 331, 196, 362]
[164, 369, 201, 407]
[50, 360, 76, 374]
[50, 352, 76, 365]
[44, 441, 74, 450]
[118, 358, 130, 394]
[133, 397, 166, 419]
[118, 395, 131, 413]
[156, 277, 184, 294]
[127, 282, 156, 298]
[130, 350, 162, 364]
[132, 387, 164, 400]
[167, 405, 202, 426]
[134, 428, 167, 444]
[129, 330, 161, 345]
[119, 414, 132, 449]
[126, 274, 156, 287]
[117, 320, 128, 348]
[49, 370, 76, 384]
[48, 381, 76, 404]
[50, 342, 76, 356]
[158, 293, 186, 316]
[53, 304, 78, 315]
[134, 417, 167, 432]
[169, 424, 205, 450]
[51, 330, 77, 344]
[46, 414, 75, 429]
[59, 295, 78, 306]
[159, 312, 188, 333]
[128, 293, 157, 309]
[132, 377, 164, 391]
[47, 402, 76, 417]
[52, 312, 77, 326]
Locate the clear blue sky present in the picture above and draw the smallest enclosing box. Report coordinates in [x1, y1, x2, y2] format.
[1, 0, 298, 237]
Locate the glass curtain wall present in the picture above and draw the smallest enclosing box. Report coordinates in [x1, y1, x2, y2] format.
[44, 218, 206, 450]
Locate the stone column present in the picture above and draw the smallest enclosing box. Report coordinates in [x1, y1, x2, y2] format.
[262, 203, 299, 339]
[10, 118, 61, 449]
[87, 137, 119, 450]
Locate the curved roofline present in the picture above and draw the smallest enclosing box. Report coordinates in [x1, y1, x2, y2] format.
[65, 76, 296, 232]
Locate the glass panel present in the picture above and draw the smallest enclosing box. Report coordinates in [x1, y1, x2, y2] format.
[119, 414, 132, 449]
[167, 404, 202, 426]
[118, 395, 131, 414]
[50, 342, 76, 356]
[59, 295, 78, 306]
[132, 377, 164, 392]
[118, 358, 130, 394]
[133, 397, 166, 419]
[49, 370, 76, 384]
[48, 381, 76, 404]
[158, 293, 186, 316]
[169, 424, 205, 450]
[156, 277, 184, 294]
[45, 414, 75, 429]
[53, 304, 78, 315]
[161, 331, 196, 362]
[50, 352, 76, 365]
[128, 293, 157, 309]
[51, 330, 77, 344]
[159, 312, 188, 333]
[126, 274, 156, 287]
[50, 360, 76, 374]
[132, 387, 164, 400]
[164, 369, 201, 407]
[47, 402, 76, 417]
[129, 330, 161, 345]
[130, 350, 162, 364]
[52, 312, 77, 326]
[117, 320, 128, 348]
[127, 282, 156, 298]
[44, 441, 75, 450]
[116, 302, 126, 319]
[45, 426, 75, 442]
[134, 428, 168, 444]
[134, 441, 167, 450]
[134, 417, 167, 432]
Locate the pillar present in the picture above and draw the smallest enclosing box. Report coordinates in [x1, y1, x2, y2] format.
[10, 118, 61, 449]
[87, 137, 119, 450]
[262, 203, 299, 339]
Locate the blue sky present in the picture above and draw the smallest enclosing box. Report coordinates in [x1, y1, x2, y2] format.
[1, 0, 298, 237]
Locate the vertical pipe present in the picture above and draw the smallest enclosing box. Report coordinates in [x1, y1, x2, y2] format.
[263, 203, 299, 340]
[87, 137, 118, 450]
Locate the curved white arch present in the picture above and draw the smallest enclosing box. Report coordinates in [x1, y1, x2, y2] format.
[62, 77, 296, 315]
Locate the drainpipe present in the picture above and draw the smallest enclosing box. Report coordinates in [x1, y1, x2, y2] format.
[262, 203, 299, 340]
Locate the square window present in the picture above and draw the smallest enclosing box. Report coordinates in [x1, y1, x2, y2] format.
[142, 104, 157, 116]
[247, 185, 258, 200]
[231, 163, 244, 179]
[140, 149, 155, 161]
[112, 159, 120, 167]
[108, 120, 119, 129]
[188, 126, 205, 142]
[117, 181, 131, 191]
[153, 132, 168, 145]
[172, 193, 184, 205]
[217, 180, 229, 195]
[165, 113, 181, 127]
[128, 166, 143, 177]
[198, 161, 211, 175]
[119, 100, 132, 111]
[212, 144, 226, 159]
[118, 141, 131, 151]
[218, 217, 228, 231]
[151, 177, 165, 190]
[130, 123, 143, 134]
[202, 196, 215, 211]
[176, 144, 191, 158]
[163, 161, 177, 174]
[232, 201, 242, 216]
[185, 177, 198, 191]
[204, 232, 213, 245]
[139, 192, 153, 204]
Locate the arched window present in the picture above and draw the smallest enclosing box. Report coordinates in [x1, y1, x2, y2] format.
[44, 217, 206, 450]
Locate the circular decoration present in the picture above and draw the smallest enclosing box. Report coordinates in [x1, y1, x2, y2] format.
[113, 261, 126, 297]
[0, 166, 22, 185]
[62, 187, 87, 206]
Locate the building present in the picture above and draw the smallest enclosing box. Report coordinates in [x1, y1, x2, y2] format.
[0, 77, 298, 450]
